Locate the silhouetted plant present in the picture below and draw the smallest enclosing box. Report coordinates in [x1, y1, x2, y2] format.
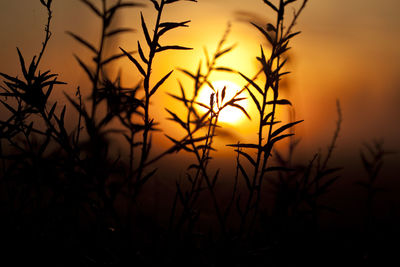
[64, 1, 146, 245]
[357, 139, 393, 232]
[3, 0, 398, 266]
[226, 0, 308, 237]
[270, 100, 343, 240]
[118, 0, 196, 198]
[166, 24, 248, 235]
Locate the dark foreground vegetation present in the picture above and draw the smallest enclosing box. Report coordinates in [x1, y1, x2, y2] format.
[0, 0, 398, 266]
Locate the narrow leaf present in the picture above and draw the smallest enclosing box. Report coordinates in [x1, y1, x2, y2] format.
[215, 45, 235, 59]
[251, 23, 274, 45]
[194, 101, 211, 110]
[271, 120, 303, 138]
[239, 72, 263, 95]
[212, 169, 220, 188]
[106, 28, 135, 37]
[28, 56, 37, 78]
[213, 67, 234, 72]
[317, 176, 340, 195]
[165, 135, 192, 152]
[150, 70, 173, 96]
[73, 55, 94, 82]
[238, 163, 252, 191]
[165, 108, 187, 130]
[158, 20, 190, 36]
[227, 143, 259, 149]
[284, 31, 301, 42]
[263, 0, 278, 12]
[67, 31, 98, 54]
[119, 47, 146, 77]
[156, 45, 192, 53]
[245, 85, 261, 112]
[264, 134, 294, 154]
[285, 0, 297, 5]
[178, 69, 196, 80]
[140, 12, 152, 47]
[16, 48, 28, 80]
[101, 50, 136, 66]
[0, 99, 17, 114]
[138, 168, 158, 186]
[235, 150, 256, 167]
[178, 81, 188, 107]
[48, 101, 57, 119]
[262, 112, 273, 126]
[221, 86, 226, 102]
[266, 99, 292, 106]
[228, 103, 251, 120]
[60, 105, 66, 123]
[0, 72, 25, 87]
[137, 41, 148, 64]
[80, 0, 102, 17]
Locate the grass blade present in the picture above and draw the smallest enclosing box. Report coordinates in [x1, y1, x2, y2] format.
[239, 72, 263, 95]
[80, 0, 102, 17]
[235, 150, 256, 167]
[156, 45, 192, 53]
[106, 28, 135, 37]
[120, 47, 146, 77]
[67, 31, 98, 54]
[271, 120, 303, 138]
[16, 48, 28, 80]
[150, 70, 173, 96]
[137, 41, 149, 64]
[266, 99, 292, 106]
[101, 50, 136, 66]
[141, 12, 152, 47]
[263, 0, 278, 12]
[73, 55, 94, 82]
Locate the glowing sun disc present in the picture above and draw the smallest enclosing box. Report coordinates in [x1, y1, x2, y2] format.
[196, 80, 248, 124]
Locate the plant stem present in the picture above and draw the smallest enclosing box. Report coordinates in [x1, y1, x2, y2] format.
[137, 0, 165, 182]
[35, 3, 52, 69]
[91, 1, 107, 119]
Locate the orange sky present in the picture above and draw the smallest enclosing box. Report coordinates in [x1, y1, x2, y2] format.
[1, 0, 399, 174]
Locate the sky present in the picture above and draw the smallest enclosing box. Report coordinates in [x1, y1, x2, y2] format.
[0, 0, 399, 184]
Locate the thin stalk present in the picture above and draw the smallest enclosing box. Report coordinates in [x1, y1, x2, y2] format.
[238, 89, 267, 235]
[251, 11, 284, 234]
[35, 2, 52, 69]
[74, 86, 83, 146]
[174, 98, 206, 232]
[91, 1, 108, 119]
[137, 0, 165, 182]
[190, 112, 225, 234]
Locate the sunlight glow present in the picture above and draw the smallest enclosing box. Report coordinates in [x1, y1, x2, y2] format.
[196, 80, 249, 125]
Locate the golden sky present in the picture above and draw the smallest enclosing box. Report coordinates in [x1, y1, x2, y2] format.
[1, 0, 399, 170]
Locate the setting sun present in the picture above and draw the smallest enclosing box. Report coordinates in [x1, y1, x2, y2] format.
[196, 80, 249, 124]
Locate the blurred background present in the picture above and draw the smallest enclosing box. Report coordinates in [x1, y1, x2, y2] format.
[1, 0, 399, 222]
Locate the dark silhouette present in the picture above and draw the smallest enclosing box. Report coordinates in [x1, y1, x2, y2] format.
[0, 1, 398, 266]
